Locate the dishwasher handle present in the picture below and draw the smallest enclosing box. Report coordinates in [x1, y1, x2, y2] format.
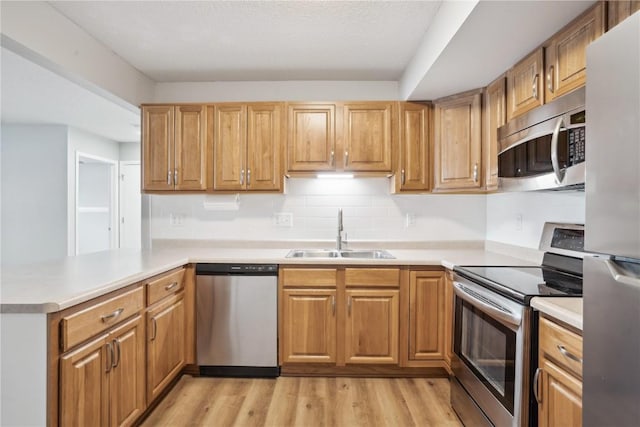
[196, 263, 278, 276]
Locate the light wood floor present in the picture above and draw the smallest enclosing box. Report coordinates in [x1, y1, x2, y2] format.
[142, 375, 462, 427]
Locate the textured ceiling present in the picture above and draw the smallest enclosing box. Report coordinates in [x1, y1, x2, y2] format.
[51, 0, 443, 82]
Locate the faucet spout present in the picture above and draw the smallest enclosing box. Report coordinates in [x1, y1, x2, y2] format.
[337, 208, 343, 250]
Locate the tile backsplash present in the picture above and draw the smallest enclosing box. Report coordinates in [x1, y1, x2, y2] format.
[149, 178, 487, 242]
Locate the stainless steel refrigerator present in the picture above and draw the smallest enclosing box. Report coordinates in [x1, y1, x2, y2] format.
[584, 12, 640, 427]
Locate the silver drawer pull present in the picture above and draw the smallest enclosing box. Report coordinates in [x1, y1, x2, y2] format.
[557, 345, 582, 364]
[101, 308, 124, 323]
[165, 282, 179, 291]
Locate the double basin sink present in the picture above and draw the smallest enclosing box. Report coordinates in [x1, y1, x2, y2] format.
[286, 249, 395, 259]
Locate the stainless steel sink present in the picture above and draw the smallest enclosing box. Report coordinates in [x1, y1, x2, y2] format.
[285, 249, 395, 259]
[286, 249, 340, 258]
[339, 250, 395, 259]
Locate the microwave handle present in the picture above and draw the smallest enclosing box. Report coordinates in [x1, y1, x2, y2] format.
[550, 117, 566, 184]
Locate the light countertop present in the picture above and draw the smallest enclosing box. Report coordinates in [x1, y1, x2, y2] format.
[531, 297, 583, 331]
[1, 244, 538, 314]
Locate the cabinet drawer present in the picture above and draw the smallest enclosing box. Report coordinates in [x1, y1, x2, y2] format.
[345, 268, 400, 288]
[539, 316, 583, 378]
[281, 268, 337, 287]
[61, 287, 144, 351]
[147, 268, 185, 305]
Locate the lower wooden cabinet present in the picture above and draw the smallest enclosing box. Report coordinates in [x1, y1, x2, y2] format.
[59, 315, 145, 427]
[536, 316, 583, 427]
[281, 288, 337, 363]
[408, 271, 445, 361]
[146, 293, 186, 403]
[345, 289, 399, 364]
[279, 267, 400, 367]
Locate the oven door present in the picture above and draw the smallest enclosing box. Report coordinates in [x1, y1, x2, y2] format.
[451, 275, 531, 427]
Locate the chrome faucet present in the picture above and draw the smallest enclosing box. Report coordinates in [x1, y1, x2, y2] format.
[337, 208, 344, 250]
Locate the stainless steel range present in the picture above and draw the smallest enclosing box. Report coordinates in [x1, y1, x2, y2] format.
[451, 222, 586, 427]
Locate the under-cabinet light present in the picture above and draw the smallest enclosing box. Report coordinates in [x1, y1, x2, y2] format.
[316, 173, 354, 179]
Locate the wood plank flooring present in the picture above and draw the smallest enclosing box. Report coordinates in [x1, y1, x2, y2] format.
[142, 376, 462, 427]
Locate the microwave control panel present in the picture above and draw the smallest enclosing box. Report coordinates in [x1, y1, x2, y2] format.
[568, 126, 586, 165]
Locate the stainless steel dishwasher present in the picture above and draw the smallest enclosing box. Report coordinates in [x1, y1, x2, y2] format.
[196, 263, 279, 377]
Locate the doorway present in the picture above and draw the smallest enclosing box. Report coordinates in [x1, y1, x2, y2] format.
[75, 152, 118, 255]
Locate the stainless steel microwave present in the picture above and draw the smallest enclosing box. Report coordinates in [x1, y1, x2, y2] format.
[498, 87, 585, 191]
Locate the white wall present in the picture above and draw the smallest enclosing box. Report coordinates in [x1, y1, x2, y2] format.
[150, 178, 486, 242]
[1, 125, 69, 265]
[154, 81, 399, 102]
[486, 191, 585, 249]
[119, 141, 140, 161]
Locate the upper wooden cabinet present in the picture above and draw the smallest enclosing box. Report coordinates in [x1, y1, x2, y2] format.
[396, 102, 431, 192]
[608, 0, 640, 29]
[507, 48, 544, 121]
[545, 2, 605, 102]
[212, 103, 282, 192]
[483, 75, 506, 191]
[286, 102, 394, 174]
[287, 103, 336, 172]
[142, 105, 207, 191]
[433, 90, 483, 191]
[342, 102, 394, 172]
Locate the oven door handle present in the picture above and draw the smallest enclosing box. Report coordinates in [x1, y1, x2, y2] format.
[453, 282, 522, 327]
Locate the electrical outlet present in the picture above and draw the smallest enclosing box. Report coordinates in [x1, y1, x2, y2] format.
[274, 212, 293, 227]
[405, 213, 416, 227]
[515, 213, 523, 231]
[169, 213, 185, 227]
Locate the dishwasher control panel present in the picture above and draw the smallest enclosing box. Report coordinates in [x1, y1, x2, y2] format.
[196, 263, 278, 275]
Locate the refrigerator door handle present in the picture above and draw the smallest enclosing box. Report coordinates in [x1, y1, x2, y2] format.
[605, 259, 640, 288]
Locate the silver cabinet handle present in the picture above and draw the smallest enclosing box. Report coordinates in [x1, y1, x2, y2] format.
[547, 65, 554, 93]
[532, 74, 539, 100]
[332, 295, 336, 316]
[557, 345, 583, 364]
[247, 169, 251, 186]
[151, 318, 157, 341]
[330, 150, 335, 167]
[533, 367, 542, 404]
[105, 342, 113, 373]
[167, 170, 172, 186]
[401, 169, 406, 185]
[473, 163, 478, 182]
[344, 151, 349, 166]
[113, 339, 121, 368]
[240, 169, 245, 185]
[165, 281, 179, 291]
[101, 308, 124, 323]
[174, 169, 178, 185]
[550, 117, 566, 183]
[347, 296, 352, 316]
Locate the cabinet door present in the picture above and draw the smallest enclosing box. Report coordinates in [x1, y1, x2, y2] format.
[59, 334, 109, 427]
[142, 106, 174, 191]
[147, 294, 185, 403]
[545, 3, 604, 102]
[483, 76, 506, 191]
[608, 1, 640, 29]
[343, 102, 394, 172]
[539, 359, 582, 427]
[507, 48, 544, 120]
[345, 289, 399, 364]
[109, 316, 145, 427]
[247, 103, 282, 191]
[408, 271, 445, 361]
[398, 102, 430, 191]
[281, 289, 337, 363]
[213, 104, 247, 190]
[433, 91, 482, 191]
[287, 103, 336, 172]
[174, 105, 207, 190]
